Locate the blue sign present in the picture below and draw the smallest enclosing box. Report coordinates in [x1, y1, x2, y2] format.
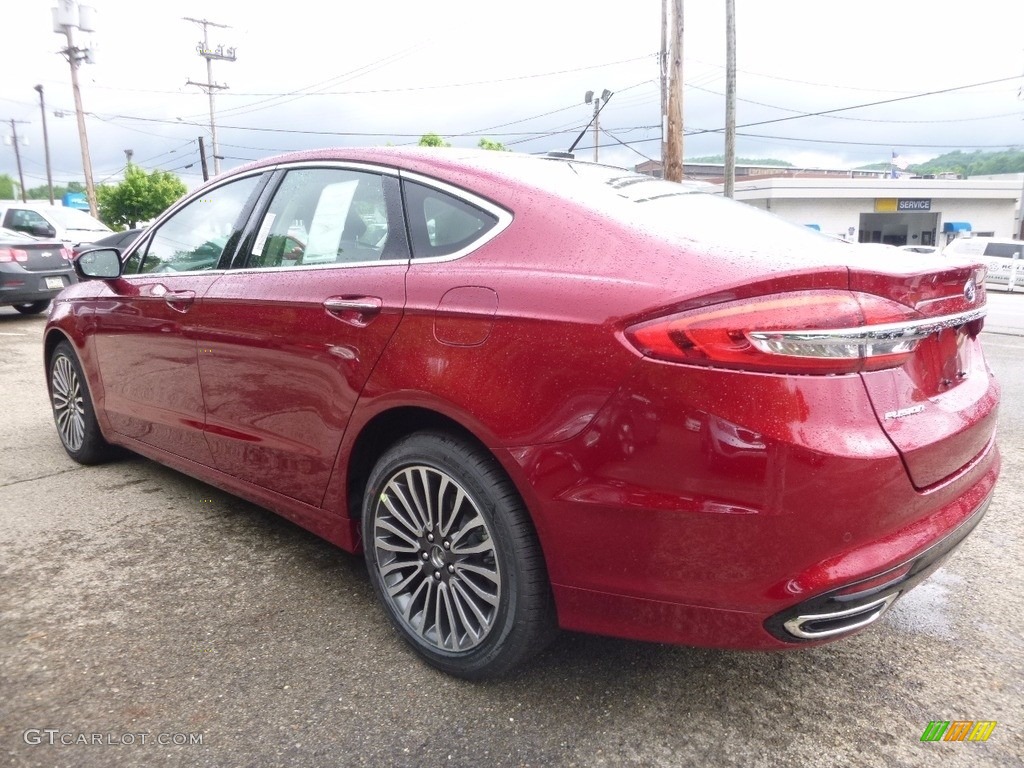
[62, 192, 89, 210]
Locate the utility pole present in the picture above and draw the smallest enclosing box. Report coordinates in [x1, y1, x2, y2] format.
[724, 0, 736, 198]
[33, 86, 55, 204]
[53, 1, 99, 217]
[583, 90, 612, 162]
[185, 17, 236, 176]
[660, 0, 668, 174]
[665, 0, 684, 182]
[1019, 169, 1024, 239]
[198, 136, 210, 182]
[5, 120, 29, 202]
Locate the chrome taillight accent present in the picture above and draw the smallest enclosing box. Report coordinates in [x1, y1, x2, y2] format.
[746, 306, 987, 361]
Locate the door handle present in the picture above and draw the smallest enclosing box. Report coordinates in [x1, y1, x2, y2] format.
[323, 297, 383, 314]
[323, 296, 383, 327]
[165, 290, 196, 312]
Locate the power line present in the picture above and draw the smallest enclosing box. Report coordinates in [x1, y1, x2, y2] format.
[682, 74, 1023, 139]
[688, 83, 1024, 124]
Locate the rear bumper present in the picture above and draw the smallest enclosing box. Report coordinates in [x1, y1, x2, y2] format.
[764, 490, 991, 643]
[0, 268, 73, 306]
[504, 356, 1000, 650]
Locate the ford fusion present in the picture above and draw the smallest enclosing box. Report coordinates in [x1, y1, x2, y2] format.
[45, 148, 999, 678]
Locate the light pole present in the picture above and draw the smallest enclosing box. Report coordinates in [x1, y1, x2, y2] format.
[584, 89, 612, 162]
[52, 0, 98, 217]
[33, 85, 55, 205]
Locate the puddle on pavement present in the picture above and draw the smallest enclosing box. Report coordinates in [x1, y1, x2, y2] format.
[882, 568, 962, 639]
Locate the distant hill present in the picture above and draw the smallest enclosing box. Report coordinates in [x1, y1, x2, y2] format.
[687, 155, 794, 167]
[856, 149, 1024, 176]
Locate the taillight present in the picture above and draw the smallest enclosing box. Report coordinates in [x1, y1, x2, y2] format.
[60, 248, 73, 261]
[624, 290, 986, 375]
[0, 247, 28, 263]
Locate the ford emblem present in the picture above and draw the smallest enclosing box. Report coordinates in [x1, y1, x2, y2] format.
[964, 279, 976, 303]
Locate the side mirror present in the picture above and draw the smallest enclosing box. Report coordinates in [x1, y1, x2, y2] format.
[75, 248, 123, 280]
[29, 223, 57, 239]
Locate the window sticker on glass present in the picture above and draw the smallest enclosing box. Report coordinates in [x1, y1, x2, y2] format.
[304, 181, 358, 264]
[252, 212, 277, 259]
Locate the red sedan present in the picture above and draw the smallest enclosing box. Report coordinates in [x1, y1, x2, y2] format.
[46, 148, 999, 678]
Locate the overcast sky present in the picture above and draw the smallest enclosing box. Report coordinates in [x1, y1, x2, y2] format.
[2, 0, 1022, 192]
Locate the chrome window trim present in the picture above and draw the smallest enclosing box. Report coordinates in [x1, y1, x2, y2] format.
[227, 257, 408, 275]
[121, 269, 230, 280]
[258, 160, 401, 177]
[399, 170, 514, 264]
[748, 306, 988, 349]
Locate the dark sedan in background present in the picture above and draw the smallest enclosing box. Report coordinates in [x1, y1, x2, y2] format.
[72, 228, 145, 258]
[46, 148, 999, 678]
[0, 227, 77, 315]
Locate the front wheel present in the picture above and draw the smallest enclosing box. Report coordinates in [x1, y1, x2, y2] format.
[49, 340, 115, 465]
[362, 431, 556, 679]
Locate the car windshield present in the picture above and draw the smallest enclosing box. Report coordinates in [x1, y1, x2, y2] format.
[44, 207, 111, 232]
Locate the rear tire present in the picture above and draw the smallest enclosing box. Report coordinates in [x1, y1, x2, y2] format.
[362, 431, 556, 679]
[13, 300, 50, 315]
[49, 340, 115, 465]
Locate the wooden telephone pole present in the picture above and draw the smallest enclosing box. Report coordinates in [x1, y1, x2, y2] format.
[724, 0, 736, 198]
[6, 119, 29, 202]
[664, 0, 684, 182]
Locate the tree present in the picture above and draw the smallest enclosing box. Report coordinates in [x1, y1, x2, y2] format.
[477, 138, 509, 151]
[418, 133, 451, 148]
[96, 165, 187, 230]
[0, 174, 17, 200]
[26, 183, 81, 200]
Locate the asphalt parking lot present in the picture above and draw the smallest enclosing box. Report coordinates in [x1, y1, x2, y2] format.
[2, 295, 1022, 768]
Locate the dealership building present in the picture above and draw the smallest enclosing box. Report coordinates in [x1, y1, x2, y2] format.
[634, 162, 1022, 246]
[724, 177, 1022, 247]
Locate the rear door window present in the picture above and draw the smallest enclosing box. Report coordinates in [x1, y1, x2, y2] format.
[245, 168, 406, 268]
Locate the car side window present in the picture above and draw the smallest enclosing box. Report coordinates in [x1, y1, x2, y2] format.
[403, 181, 498, 259]
[246, 168, 400, 269]
[5, 209, 50, 235]
[125, 176, 261, 275]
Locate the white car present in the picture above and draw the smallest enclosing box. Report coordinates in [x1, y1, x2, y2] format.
[942, 236, 1024, 291]
[0, 203, 112, 248]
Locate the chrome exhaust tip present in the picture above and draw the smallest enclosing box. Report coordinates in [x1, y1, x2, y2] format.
[783, 593, 899, 640]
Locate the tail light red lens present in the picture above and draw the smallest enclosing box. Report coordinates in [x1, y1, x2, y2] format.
[624, 290, 985, 375]
[0, 248, 29, 263]
[60, 248, 73, 261]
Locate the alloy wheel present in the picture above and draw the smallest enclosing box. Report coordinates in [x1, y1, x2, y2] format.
[372, 465, 502, 653]
[51, 354, 86, 452]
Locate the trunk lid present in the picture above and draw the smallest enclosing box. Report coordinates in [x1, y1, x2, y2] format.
[14, 242, 73, 273]
[852, 256, 997, 489]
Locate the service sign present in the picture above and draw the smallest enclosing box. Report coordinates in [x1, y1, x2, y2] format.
[898, 199, 932, 211]
[875, 198, 933, 213]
